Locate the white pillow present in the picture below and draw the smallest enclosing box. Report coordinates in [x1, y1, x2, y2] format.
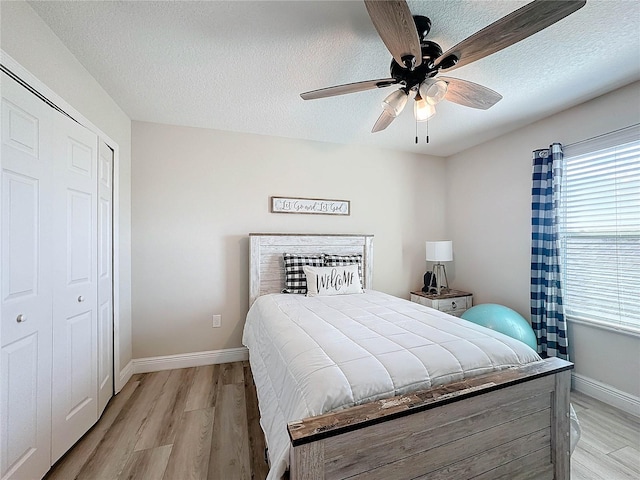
[303, 265, 363, 296]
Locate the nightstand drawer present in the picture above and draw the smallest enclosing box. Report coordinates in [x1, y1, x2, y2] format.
[410, 290, 473, 317]
[436, 297, 471, 313]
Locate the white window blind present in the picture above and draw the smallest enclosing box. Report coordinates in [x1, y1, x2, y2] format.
[560, 126, 640, 331]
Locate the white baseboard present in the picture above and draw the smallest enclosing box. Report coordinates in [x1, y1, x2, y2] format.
[572, 373, 640, 418]
[133, 347, 249, 374]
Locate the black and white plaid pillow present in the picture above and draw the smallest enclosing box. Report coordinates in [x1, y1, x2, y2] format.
[324, 254, 363, 288]
[282, 254, 325, 294]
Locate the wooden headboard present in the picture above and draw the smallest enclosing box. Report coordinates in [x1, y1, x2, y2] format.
[249, 233, 374, 306]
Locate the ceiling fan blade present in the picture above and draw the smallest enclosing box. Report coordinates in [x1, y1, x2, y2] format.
[371, 110, 396, 133]
[364, 0, 422, 69]
[439, 76, 502, 110]
[433, 0, 586, 72]
[301, 78, 398, 100]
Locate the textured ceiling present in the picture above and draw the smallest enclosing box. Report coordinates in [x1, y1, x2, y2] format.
[28, 0, 640, 157]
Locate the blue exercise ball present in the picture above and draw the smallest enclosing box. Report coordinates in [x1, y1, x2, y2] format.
[461, 304, 538, 351]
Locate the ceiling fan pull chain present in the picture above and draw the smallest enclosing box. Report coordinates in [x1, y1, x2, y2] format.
[426, 119, 430, 144]
[415, 117, 418, 144]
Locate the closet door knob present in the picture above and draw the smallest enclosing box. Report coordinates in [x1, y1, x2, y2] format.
[78, 296, 84, 303]
[16, 314, 27, 323]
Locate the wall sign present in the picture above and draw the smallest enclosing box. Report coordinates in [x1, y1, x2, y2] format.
[270, 196, 350, 216]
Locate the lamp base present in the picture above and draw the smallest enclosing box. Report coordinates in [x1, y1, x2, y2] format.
[432, 263, 449, 295]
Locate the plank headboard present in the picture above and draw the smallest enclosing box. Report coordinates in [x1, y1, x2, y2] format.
[249, 233, 374, 306]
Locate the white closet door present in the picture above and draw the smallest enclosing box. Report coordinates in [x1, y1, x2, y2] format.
[50, 113, 98, 463]
[0, 75, 53, 480]
[97, 141, 113, 416]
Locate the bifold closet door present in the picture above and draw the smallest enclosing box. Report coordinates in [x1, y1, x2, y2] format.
[50, 112, 99, 463]
[97, 141, 114, 417]
[0, 74, 53, 480]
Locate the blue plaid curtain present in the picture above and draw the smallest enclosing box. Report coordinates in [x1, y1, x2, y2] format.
[531, 143, 568, 359]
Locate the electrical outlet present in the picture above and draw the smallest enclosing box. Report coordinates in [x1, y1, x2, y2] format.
[212, 314, 221, 328]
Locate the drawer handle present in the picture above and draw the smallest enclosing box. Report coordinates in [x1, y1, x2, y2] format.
[452, 301, 457, 309]
[16, 314, 27, 323]
[78, 296, 85, 303]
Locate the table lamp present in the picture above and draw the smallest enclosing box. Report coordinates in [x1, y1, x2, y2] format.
[426, 241, 453, 295]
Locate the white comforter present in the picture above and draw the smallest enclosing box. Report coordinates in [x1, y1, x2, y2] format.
[242, 291, 542, 480]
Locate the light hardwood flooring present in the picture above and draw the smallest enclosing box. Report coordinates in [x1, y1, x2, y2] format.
[570, 390, 640, 479]
[45, 361, 268, 480]
[46, 362, 639, 480]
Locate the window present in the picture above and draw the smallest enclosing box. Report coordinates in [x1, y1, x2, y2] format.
[559, 126, 640, 332]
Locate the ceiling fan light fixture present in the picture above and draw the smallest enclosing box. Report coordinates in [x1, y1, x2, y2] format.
[414, 96, 436, 122]
[420, 79, 448, 106]
[301, 0, 587, 140]
[382, 89, 408, 117]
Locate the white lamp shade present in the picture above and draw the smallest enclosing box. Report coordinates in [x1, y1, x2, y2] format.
[420, 79, 448, 105]
[382, 89, 408, 117]
[426, 241, 453, 262]
[414, 98, 436, 122]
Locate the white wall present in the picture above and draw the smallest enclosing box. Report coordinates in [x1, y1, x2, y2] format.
[132, 121, 446, 358]
[1, 1, 133, 374]
[446, 81, 640, 399]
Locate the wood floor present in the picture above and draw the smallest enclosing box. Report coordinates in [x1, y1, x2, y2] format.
[45, 362, 268, 480]
[570, 390, 640, 479]
[45, 362, 640, 480]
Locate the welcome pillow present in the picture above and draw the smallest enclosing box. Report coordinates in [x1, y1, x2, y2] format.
[303, 265, 363, 296]
[324, 254, 363, 289]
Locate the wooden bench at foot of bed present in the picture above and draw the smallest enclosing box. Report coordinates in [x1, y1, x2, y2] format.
[288, 357, 573, 480]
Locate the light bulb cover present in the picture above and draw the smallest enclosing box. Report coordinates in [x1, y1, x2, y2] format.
[414, 98, 436, 122]
[420, 79, 448, 105]
[382, 90, 408, 117]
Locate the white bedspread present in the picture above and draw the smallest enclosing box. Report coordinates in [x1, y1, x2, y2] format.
[242, 291, 542, 480]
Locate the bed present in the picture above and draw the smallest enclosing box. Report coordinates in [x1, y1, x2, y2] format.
[243, 233, 573, 480]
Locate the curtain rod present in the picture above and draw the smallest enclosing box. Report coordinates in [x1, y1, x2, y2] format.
[565, 123, 640, 148]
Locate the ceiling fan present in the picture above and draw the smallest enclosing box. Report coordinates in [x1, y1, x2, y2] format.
[300, 0, 586, 136]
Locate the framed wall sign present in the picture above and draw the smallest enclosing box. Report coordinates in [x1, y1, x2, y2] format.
[270, 196, 350, 216]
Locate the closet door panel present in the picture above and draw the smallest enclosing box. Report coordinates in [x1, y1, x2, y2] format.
[66, 311, 94, 410]
[2, 172, 38, 301]
[51, 113, 98, 463]
[1, 334, 39, 473]
[68, 190, 93, 283]
[2, 97, 39, 157]
[97, 142, 113, 416]
[1, 76, 52, 480]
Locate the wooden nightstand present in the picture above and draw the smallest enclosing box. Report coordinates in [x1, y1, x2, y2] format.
[410, 290, 473, 317]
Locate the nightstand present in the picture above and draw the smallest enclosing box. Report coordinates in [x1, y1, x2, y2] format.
[410, 290, 473, 317]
